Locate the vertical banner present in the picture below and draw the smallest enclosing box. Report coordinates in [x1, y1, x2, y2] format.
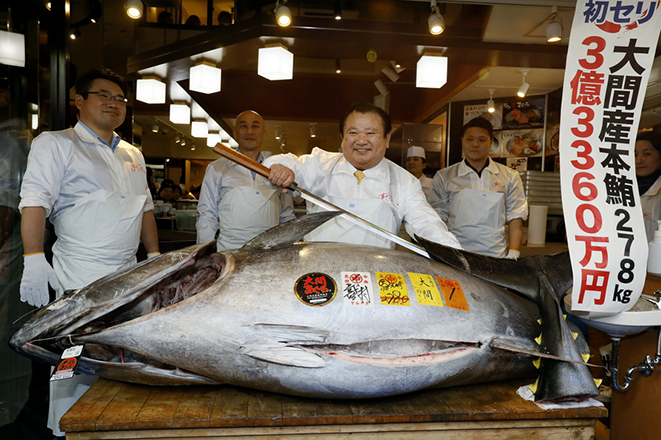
[561, 1, 661, 314]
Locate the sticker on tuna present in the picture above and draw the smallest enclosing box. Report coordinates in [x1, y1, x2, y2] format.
[375, 272, 410, 306]
[341, 272, 374, 306]
[435, 277, 470, 312]
[294, 273, 337, 306]
[408, 272, 444, 307]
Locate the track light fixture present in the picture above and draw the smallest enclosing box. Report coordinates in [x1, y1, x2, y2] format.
[274, 125, 283, 140]
[546, 6, 563, 43]
[487, 89, 496, 113]
[69, 28, 81, 40]
[428, 0, 445, 35]
[310, 123, 317, 138]
[152, 124, 159, 133]
[517, 70, 529, 98]
[125, 0, 144, 19]
[175, 135, 180, 144]
[275, 0, 292, 27]
[336, 59, 341, 74]
[334, 0, 342, 20]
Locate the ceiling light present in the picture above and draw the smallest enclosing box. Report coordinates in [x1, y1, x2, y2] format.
[181, 138, 186, 146]
[207, 132, 220, 147]
[258, 44, 293, 81]
[191, 143, 196, 151]
[517, 69, 529, 98]
[0, 30, 25, 67]
[169, 103, 190, 124]
[191, 120, 209, 138]
[274, 125, 282, 140]
[310, 123, 317, 138]
[546, 6, 563, 43]
[189, 62, 222, 94]
[174, 135, 180, 144]
[487, 89, 496, 113]
[220, 129, 230, 142]
[152, 124, 159, 133]
[275, 0, 291, 27]
[416, 53, 447, 89]
[136, 77, 166, 104]
[428, 0, 445, 35]
[229, 138, 239, 148]
[334, 0, 342, 20]
[335, 59, 341, 74]
[391, 60, 404, 74]
[69, 28, 81, 40]
[125, 0, 143, 19]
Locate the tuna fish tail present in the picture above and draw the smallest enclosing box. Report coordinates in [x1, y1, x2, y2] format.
[416, 238, 599, 402]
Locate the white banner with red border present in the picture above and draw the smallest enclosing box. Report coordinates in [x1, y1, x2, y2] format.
[561, 0, 661, 314]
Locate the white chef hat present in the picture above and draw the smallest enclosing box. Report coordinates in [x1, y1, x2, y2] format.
[407, 146, 426, 159]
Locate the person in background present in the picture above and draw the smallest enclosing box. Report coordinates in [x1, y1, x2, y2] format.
[146, 167, 159, 198]
[405, 146, 432, 198]
[18, 68, 160, 439]
[635, 131, 661, 242]
[428, 117, 527, 258]
[171, 185, 182, 201]
[265, 102, 461, 249]
[196, 110, 295, 250]
[157, 183, 176, 203]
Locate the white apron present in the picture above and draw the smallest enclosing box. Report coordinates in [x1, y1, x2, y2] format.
[449, 188, 506, 257]
[306, 195, 399, 248]
[48, 188, 145, 436]
[217, 185, 280, 251]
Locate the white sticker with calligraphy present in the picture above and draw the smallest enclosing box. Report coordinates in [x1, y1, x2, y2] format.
[560, 0, 661, 314]
[341, 272, 374, 306]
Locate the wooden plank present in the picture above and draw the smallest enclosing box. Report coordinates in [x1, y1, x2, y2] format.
[60, 379, 124, 432]
[209, 386, 250, 427]
[313, 398, 355, 425]
[172, 387, 217, 428]
[132, 386, 185, 430]
[279, 393, 320, 426]
[94, 382, 152, 431]
[245, 389, 284, 427]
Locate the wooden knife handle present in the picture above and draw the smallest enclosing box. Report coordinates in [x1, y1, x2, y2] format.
[213, 143, 271, 179]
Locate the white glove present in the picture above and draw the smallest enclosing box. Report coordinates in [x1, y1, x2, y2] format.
[20, 253, 61, 307]
[505, 249, 520, 260]
[147, 252, 161, 260]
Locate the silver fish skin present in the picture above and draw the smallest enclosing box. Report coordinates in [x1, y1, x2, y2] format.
[11, 213, 594, 400]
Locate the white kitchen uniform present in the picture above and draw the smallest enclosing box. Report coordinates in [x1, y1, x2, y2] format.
[428, 158, 528, 257]
[263, 147, 461, 249]
[419, 174, 432, 198]
[196, 151, 295, 251]
[641, 175, 661, 242]
[19, 122, 153, 436]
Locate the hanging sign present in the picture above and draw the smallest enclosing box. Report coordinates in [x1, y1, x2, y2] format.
[561, 0, 661, 314]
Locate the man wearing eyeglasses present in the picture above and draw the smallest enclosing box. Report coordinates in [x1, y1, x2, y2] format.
[18, 68, 160, 439]
[265, 102, 460, 249]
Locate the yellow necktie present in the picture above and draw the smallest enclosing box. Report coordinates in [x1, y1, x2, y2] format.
[354, 170, 366, 185]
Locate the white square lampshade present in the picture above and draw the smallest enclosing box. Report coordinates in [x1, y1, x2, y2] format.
[258, 45, 294, 81]
[136, 78, 166, 104]
[190, 63, 222, 94]
[191, 120, 209, 138]
[219, 128, 230, 142]
[169, 103, 190, 124]
[0, 30, 25, 67]
[416, 54, 448, 89]
[207, 132, 220, 147]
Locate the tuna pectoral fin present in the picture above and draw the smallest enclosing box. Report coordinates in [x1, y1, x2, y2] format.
[490, 339, 601, 368]
[243, 346, 327, 368]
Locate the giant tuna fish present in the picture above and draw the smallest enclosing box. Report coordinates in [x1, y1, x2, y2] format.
[11, 212, 598, 401]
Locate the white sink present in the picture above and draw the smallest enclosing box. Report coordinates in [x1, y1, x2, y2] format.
[564, 293, 661, 337]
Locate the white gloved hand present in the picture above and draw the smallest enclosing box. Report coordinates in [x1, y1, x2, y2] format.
[505, 249, 520, 260]
[20, 253, 61, 307]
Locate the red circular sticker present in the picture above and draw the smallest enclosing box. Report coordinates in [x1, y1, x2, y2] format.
[294, 273, 337, 306]
[57, 358, 77, 371]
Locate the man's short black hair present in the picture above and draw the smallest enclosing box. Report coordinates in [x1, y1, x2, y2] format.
[339, 102, 392, 137]
[462, 117, 493, 138]
[75, 67, 128, 97]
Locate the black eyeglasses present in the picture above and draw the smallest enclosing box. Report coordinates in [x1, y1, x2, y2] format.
[84, 91, 128, 105]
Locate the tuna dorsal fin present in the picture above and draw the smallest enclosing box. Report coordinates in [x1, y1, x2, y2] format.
[244, 212, 342, 250]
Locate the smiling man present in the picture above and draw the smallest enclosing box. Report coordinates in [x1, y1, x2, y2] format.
[18, 67, 160, 439]
[196, 110, 295, 250]
[428, 117, 528, 258]
[265, 102, 460, 249]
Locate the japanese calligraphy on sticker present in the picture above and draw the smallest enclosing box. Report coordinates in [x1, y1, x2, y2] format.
[294, 273, 337, 306]
[376, 272, 410, 306]
[560, 0, 661, 314]
[408, 272, 444, 307]
[435, 277, 469, 312]
[341, 272, 374, 306]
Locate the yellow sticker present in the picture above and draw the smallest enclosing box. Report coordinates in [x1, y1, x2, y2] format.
[435, 277, 470, 312]
[408, 272, 444, 307]
[376, 272, 410, 306]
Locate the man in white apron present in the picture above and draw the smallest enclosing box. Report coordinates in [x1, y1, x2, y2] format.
[264, 102, 461, 250]
[196, 110, 295, 251]
[18, 68, 160, 438]
[428, 117, 528, 258]
[405, 146, 432, 198]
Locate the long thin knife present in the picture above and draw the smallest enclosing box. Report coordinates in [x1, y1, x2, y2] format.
[213, 143, 430, 258]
